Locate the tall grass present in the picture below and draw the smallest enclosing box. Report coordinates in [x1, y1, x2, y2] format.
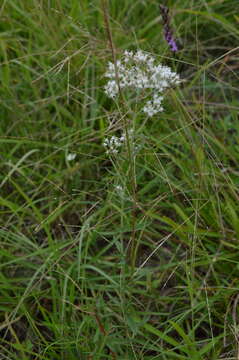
[0, 0, 239, 359]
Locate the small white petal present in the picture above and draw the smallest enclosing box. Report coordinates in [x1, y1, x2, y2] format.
[66, 153, 76, 161]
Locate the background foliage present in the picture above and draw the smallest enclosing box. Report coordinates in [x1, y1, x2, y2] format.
[0, 0, 239, 359]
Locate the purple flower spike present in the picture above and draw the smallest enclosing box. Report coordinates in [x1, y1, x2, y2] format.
[168, 37, 178, 52]
[160, 4, 178, 52]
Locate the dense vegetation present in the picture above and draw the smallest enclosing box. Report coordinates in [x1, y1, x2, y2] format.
[0, 0, 239, 359]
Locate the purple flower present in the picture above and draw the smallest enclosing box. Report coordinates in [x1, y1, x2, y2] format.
[166, 34, 178, 53]
[160, 4, 178, 52]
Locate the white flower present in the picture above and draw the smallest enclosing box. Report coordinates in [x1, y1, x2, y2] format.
[143, 94, 164, 117]
[103, 135, 124, 154]
[103, 129, 134, 155]
[104, 50, 180, 116]
[134, 50, 149, 62]
[104, 80, 118, 98]
[66, 153, 76, 161]
[115, 184, 123, 191]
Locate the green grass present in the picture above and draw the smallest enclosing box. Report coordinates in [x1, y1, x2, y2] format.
[0, 0, 239, 359]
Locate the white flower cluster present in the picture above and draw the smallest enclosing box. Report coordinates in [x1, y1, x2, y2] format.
[103, 134, 125, 154]
[104, 50, 180, 117]
[103, 129, 133, 155]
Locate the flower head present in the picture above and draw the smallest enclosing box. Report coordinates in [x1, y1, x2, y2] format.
[104, 50, 180, 116]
